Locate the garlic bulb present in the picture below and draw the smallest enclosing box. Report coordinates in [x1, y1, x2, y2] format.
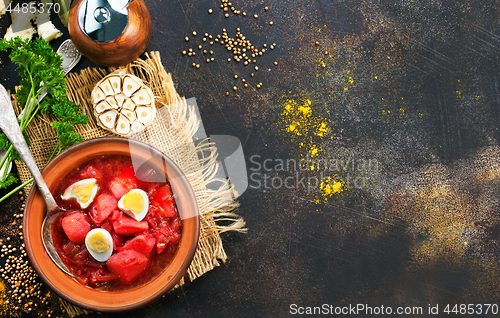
[91, 74, 156, 136]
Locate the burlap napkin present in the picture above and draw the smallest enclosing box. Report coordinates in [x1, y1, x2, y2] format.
[13, 52, 245, 316]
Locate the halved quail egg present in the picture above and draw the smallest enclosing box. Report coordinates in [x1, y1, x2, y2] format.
[117, 189, 149, 222]
[61, 178, 99, 209]
[85, 228, 113, 262]
[92, 74, 156, 136]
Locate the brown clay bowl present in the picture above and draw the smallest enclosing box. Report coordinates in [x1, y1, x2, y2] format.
[23, 137, 199, 312]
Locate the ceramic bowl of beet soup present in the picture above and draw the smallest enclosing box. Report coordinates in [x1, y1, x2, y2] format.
[23, 137, 200, 312]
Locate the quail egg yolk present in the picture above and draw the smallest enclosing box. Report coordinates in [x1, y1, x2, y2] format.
[61, 178, 98, 209]
[118, 189, 149, 221]
[87, 232, 110, 253]
[71, 184, 93, 203]
[122, 191, 145, 215]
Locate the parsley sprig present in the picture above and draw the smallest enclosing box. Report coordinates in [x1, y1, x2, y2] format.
[0, 37, 88, 202]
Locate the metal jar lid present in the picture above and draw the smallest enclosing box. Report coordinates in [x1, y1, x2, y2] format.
[78, 0, 131, 42]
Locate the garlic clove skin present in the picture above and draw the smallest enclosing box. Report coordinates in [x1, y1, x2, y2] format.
[105, 96, 120, 109]
[98, 110, 119, 129]
[101, 79, 114, 96]
[114, 93, 127, 107]
[131, 87, 153, 105]
[121, 109, 137, 122]
[115, 115, 131, 135]
[122, 98, 136, 111]
[95, 100, 112, 114]
[131, 120, 144, 133]
[136, 106, 154, 124]
[107, 76, 122, 94]
[122, 76, 142, 97]
[91, 86, 106, 104]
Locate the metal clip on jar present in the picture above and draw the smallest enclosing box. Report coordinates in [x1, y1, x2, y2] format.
[68, 0, 152, 67]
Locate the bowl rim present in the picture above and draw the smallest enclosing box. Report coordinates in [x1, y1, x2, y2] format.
[23, 136, 200, 312]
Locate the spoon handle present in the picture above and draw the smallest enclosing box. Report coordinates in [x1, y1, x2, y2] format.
[0, 84, 58, 212]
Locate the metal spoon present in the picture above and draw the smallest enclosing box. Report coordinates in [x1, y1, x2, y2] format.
[0, 84, 73, 277]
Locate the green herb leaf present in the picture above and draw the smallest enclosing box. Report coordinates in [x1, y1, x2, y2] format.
[0, 36, 88, 195]
[0, 173, 18, 189]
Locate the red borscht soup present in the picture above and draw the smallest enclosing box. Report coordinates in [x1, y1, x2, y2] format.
[52, 155, 183, 290]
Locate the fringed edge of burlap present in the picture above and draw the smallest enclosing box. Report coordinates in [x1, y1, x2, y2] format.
[13, 52, 246, 317]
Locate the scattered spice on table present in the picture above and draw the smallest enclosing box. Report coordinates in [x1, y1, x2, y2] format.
[0, 193, 67, 317]
[181, 0, 277, 95]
